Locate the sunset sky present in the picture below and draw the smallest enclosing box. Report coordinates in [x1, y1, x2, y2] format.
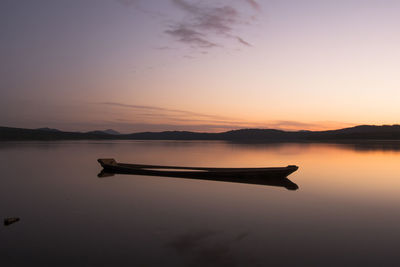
[1, 0, 400, 133]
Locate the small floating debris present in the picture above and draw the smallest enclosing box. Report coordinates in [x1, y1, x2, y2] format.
[4, 217, 20, 226]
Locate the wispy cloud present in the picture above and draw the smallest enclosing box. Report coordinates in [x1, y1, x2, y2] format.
[245, 0, 261, 11]
[266, 120, 355, 131]
[116, 0, 260, 51]
[236, 36, 252, 46]
[154, 46, 175, 50]
[165, 26, 218, 48]
[100, 102, 234, 121]
[166, 0, 259, 49]
[267, 120, 322, 130]
[97, 102, 352, 132]
[100, 101, 263, 131]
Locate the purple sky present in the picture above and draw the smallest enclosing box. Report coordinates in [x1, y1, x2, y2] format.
[1, 0, 400, 132]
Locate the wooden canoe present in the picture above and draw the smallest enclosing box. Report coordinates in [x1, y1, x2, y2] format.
[97, 158, 299, 190]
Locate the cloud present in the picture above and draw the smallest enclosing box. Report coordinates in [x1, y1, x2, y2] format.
[116, 0, 259, 50]
[99, 102, 266, 131]
[154, 46, 175, 50]
[97, 102, 352, 133]
[165, 26, 218, 48]
[183, 55, 196, 59]
[267, 120, 321, 130]
[166, 0, 257, 49]
[266, 120, 355, 131]
[100, 102, 234, 121]
[171, 0, 201, 14]
[245, 0, 261, 11]
[236, 36, 252, 46]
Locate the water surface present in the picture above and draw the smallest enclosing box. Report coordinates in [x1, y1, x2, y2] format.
[1, 140, 400, 266]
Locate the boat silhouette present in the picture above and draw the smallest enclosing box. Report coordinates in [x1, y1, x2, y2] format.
[97, 159, 299, 190]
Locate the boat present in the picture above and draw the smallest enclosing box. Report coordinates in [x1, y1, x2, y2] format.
[97, 158, 299, 190]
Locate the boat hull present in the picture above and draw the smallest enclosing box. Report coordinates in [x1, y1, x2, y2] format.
[97, 158, 299, 190]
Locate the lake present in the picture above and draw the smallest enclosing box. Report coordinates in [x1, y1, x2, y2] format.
[1, 140, 400, 266]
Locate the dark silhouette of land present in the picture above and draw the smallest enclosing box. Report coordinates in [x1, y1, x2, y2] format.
[1, 125, 400, 141]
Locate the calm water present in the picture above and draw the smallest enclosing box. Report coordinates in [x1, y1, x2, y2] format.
[1, 140, 400, 266]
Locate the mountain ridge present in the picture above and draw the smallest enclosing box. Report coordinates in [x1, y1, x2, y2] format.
[1, 124, 400, 141]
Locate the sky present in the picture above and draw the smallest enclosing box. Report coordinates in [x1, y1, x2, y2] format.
[1, 0, 400, 133]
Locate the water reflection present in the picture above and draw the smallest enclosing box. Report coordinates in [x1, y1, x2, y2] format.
[3, 140, 400, 266]
[2, 140, 400, 153]
[98, 170, 299, 190]
[228, 140, 400, 153]
[167, 229, 240, 267]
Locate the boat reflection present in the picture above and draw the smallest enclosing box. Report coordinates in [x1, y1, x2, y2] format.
[97, 169, 299, 190]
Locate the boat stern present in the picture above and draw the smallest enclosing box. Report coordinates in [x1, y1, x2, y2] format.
[97, 158, 117, 168]
[287, 165, 299, 171]
[286, 165, 299, 176]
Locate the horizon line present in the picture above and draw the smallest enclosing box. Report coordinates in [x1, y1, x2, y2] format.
[2, 123, 400, 135]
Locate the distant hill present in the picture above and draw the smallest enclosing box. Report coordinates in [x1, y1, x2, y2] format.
[102, 129, 121, 135]
[86, 129, 121, 135]
[1, 125, 400, 141]
[0, 126, 113, 141]
[36, 127, 61, 132]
